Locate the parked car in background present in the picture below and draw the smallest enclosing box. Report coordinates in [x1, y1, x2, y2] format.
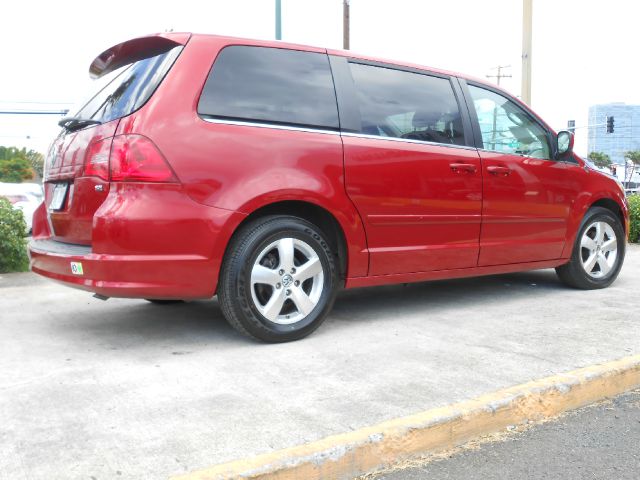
[625, 187, 639, 196]
[0, 182, 43, 233]
[29, 33, 629, 342]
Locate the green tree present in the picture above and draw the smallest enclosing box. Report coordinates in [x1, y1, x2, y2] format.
[587, 151, 611, 169]
[0, 145, 46, 182]
[0, 146, 22, 161]
[624, 150, 640, 186]
[0, 157, 33, 182]
[26, 150, 44, 179]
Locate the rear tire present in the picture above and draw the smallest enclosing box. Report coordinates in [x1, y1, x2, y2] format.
[556, 207, 625, 289]
[218, 215, 338, 342]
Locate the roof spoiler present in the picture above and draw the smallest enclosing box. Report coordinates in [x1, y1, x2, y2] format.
[89, 33, 191, 79]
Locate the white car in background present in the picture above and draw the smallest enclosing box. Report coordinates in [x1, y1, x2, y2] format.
[0, 182, 43, 233]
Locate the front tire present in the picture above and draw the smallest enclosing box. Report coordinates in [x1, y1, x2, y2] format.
[556, 207, 625, 289]
[218, 216, 339, 342]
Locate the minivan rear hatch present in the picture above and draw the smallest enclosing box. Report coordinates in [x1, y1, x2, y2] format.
[44, 34, 188, 244]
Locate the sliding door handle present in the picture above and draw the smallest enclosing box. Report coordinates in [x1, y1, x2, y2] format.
[449, 163, 477, 173]
[487, 165, 511, 176]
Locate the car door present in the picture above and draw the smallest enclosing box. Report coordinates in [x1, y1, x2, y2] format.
[464, 82, 576, 266]
[335, 59, 482, 276]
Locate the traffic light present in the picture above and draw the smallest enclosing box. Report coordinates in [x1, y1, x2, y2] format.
[606, 116, 615, 133]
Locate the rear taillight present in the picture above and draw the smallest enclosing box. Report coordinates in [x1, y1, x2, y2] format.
[110, 135, 177, 183]
[83, 138, 112, 180]
[82, 134, 177, 183]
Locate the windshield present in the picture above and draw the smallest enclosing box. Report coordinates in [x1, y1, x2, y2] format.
[72, 46, 182, 124]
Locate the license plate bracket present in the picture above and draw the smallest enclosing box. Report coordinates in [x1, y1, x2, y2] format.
[50, 183, 68, 211]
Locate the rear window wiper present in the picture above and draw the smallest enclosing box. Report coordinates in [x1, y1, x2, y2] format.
[58, 117, 102, 132]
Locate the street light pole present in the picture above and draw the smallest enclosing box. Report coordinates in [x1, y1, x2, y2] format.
[521, 0, 532, 105]
[343, 0, 350, 50]
[275, 0, 282, 40]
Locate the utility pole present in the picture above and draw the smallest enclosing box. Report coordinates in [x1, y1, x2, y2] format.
[343, 0, 350, 50]
[521, 0, 533, 105]
[486, 65, 511, 150]
[275, 0, 282, 40]
[486, 65, 512, 86]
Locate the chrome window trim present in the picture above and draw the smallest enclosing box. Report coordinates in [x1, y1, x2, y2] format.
[202, 117, 477, 151]
[202, 117, 340, 136]
[340, 131, 478, 151]
[475, 147, 554, 161]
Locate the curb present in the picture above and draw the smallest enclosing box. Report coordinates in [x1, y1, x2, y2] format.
[173, 355, 640, 480]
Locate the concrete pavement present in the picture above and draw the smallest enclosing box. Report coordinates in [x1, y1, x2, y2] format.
[1, 245, 639, 479]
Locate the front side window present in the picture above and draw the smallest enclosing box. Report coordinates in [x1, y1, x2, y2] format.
[348, 62, 465, 146]
[198, 46, 339, 130]
[468, 85, 551, 159]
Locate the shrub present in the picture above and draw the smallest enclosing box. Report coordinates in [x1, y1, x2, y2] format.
[629, 194, 640, 244]
[0, 197, 29, 272]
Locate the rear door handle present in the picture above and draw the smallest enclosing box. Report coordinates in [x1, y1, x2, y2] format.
[449, 163, 477, 173]
[487, 165, 511, 176]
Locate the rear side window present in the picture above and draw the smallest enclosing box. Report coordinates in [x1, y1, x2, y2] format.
[75, 46, 182, 124]
[198, 46, 339, 130]
[348, 62, 465, 146]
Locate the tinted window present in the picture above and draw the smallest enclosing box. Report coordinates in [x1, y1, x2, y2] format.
[76, 46, 182, 124]
[348, 63, 465, 146]
[468, 85, 550, 159]
[198, 46, 339, 130]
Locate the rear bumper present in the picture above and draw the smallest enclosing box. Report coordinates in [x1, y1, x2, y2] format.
[29, 182, 247, 299]
[29, 238, 217, 299]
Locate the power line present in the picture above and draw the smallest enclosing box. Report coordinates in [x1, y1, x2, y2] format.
[0, 100, 73, 105]
[0, 135, 45, 139]
[0, 110, 68, 115]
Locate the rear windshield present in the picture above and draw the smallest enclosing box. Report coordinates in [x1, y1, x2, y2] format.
[73, 46, 182, 124]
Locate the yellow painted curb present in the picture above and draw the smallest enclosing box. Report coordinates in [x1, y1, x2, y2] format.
[174, 355, 640, 480]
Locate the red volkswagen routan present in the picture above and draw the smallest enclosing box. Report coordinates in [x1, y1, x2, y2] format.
[30, 33, 628, 342]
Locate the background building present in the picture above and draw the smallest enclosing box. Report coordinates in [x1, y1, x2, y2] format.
[588, 103, 640, 165]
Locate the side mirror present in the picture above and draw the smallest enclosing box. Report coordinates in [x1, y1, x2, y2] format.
[557, 130, 574, 156]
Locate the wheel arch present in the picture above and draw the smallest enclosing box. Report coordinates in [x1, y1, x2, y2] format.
[589, 197, 626, 234]
[562, 194, 628, 258]
[226, 200, 353, 285]
[556, 197, 627, 289]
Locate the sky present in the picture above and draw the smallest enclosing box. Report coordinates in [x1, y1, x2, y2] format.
[1, 0, 639, 156]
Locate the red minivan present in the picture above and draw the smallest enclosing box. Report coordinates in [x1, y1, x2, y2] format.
[30, 33, 628, 342]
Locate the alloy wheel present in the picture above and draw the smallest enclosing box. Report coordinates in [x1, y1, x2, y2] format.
[250, 237, 324, 324]
[580, 221, 618, 279]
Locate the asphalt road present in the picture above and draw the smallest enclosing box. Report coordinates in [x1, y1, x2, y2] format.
[377, 389, 640, 480]
[1, 245, 639, 479]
